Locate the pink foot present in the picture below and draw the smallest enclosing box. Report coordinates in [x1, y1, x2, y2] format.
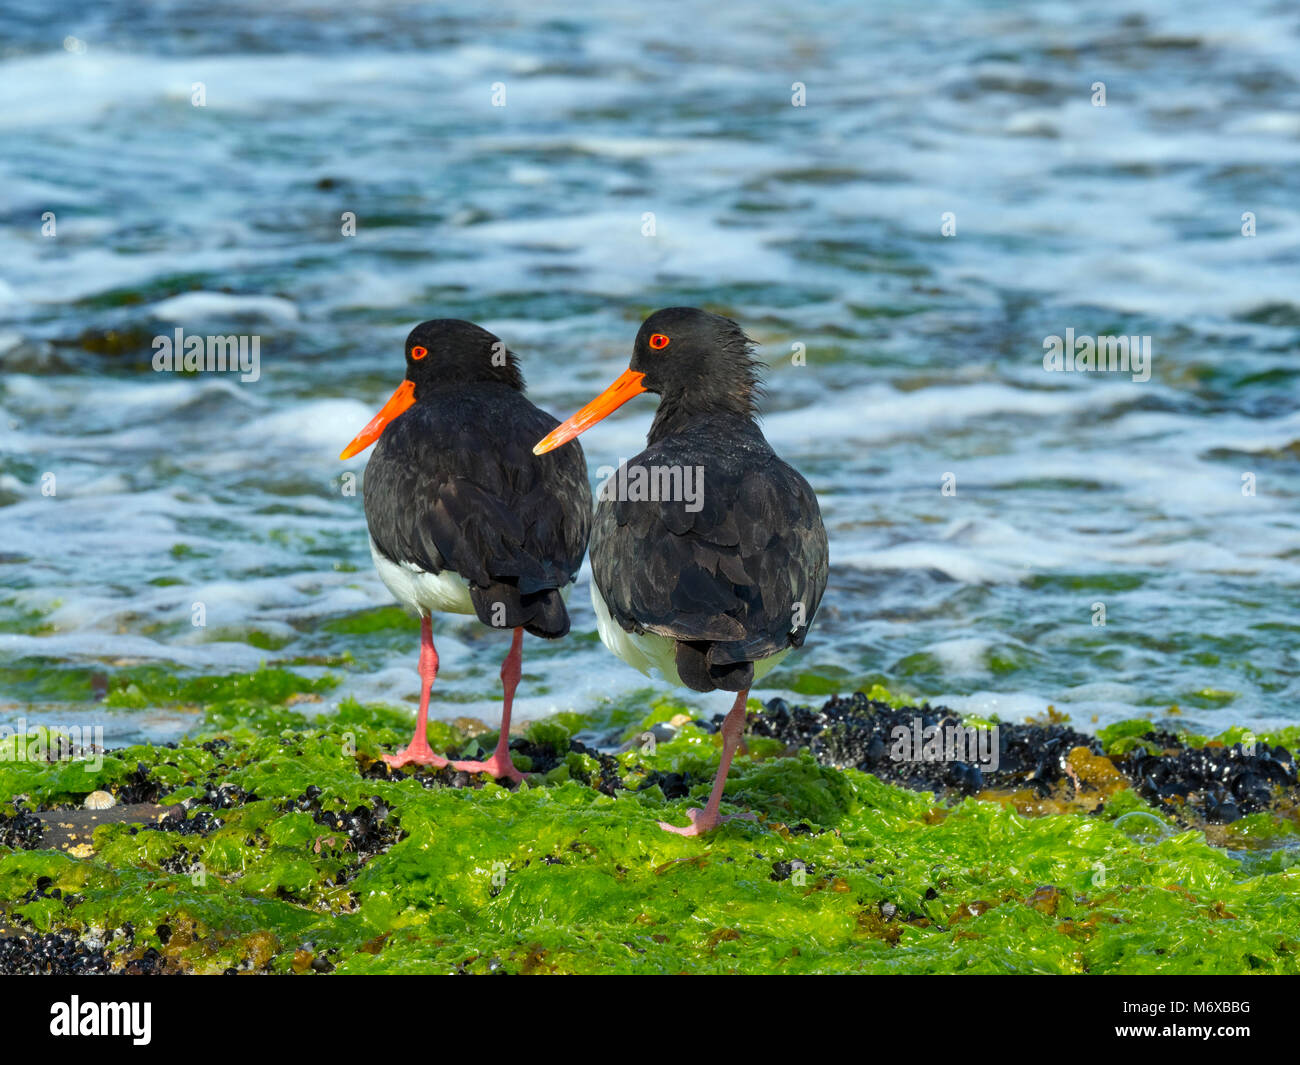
[386, 617, 446, 770]
[448, 752, 528, 784]
[383, 742, 450, 769]
[658, 807, 758, 836]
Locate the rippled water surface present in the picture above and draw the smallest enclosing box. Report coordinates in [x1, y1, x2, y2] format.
[2, 0, 1298, 740]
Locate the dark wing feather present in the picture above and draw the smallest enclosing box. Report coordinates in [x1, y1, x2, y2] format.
[364, 384, 592, 594]
[591, 416, 828, 664]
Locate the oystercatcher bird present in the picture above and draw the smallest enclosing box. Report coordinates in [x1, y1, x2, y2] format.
[534, 308, 829, 834]
[340, 320, 591, 781]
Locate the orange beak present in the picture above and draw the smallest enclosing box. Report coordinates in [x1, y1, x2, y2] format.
[339, 379, 416, 459]
[533, 369, 647, 455]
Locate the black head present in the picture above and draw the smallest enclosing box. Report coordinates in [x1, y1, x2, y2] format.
[531, 307, 764, 457]
[340, 319, 523, 460]
[630, 307, 762, 418]
[403, 319, 524, 396]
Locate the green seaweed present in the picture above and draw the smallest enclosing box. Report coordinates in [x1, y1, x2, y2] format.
[107, 666, 338, 710]
[1098, 716, 1300, 756]
[322, 606, 413, 635]
[2, 684, 1298, 975]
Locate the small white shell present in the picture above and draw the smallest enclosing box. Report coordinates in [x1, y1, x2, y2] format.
[84, 790, 115, 810]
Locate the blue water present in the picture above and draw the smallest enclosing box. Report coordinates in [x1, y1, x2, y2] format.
[2, 0, 1298, 743]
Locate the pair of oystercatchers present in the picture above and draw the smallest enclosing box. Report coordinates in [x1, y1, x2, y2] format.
[341, 309, 828, 834]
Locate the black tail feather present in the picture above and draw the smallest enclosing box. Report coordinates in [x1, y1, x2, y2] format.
[674, 640, 755, 693]
[469, 581, 570, 639]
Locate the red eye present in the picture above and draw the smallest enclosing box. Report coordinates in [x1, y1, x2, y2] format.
[649, 333, 670, 350]
[411, 346, 428, 360]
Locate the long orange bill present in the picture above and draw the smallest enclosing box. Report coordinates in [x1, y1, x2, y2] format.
[339, 379, 416, 459]
[533, 369, 647, 455]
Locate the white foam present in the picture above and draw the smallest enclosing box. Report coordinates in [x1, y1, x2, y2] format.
[934, 690, 1056, 723]
[150, 292, 300, 324]
[841, 544, 1023, 585]
[0, 632, 268, 669]
[921, 637, 1002, 674]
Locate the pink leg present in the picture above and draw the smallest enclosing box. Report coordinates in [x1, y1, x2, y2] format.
[449, 627, 528, 783]
[384, 616, 450, 769]
[659, 689, 758, 836]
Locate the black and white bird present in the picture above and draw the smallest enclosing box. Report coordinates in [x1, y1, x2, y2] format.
[341, 319, 591, 780]
[534, 308, 828, 833]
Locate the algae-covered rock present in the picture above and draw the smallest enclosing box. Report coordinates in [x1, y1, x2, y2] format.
[1, 675, 1298, 974]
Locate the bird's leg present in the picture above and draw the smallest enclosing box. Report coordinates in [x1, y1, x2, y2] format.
[449, 626, 528, 784]
[659, 689, 758, 836]
[384, 616, 450, 768]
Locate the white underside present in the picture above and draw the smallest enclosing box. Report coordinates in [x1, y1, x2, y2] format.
[370, 536, 574, 619]
[370, 536, 475, 616]
[590, 580, 788, 688]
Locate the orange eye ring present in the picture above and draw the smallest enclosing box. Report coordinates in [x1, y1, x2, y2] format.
[411, 345, 428, 360]
[648, 333, 670, 350]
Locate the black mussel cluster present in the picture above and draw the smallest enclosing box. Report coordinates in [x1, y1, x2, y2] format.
[114, 761, 166, 804]
[1122, 741, 1297, 823]
[561, 738, 623, 796]
[0, 803, 43, 850]
[135, 783, 258, 839]
[0, 920, 168, 976]
[192, 781, 256, 810]
[750, 693, 1299, 825]
[283, 785, 402, 868]
[638, 770, 693, 799]
[0, 931, 112, 975]
[751, 693, 1098, 797]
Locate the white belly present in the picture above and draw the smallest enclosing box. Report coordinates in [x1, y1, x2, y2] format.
[590, 580, 788, 688]
[370, 536, 475, 616]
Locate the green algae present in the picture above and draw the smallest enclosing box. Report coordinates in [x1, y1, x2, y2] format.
[1098, 716, 1300, 757]
[2, 684, 1298, 974]
[0, 659, 106, 703]
[0, 601, 57, 636]
[0, 658, 337, 711]
[322, 606, 412, 635]
[106, 666, 337, 710]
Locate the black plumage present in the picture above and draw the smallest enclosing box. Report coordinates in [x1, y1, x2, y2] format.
[362, 320, 591, 638]
[589, 309, 829, 690]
